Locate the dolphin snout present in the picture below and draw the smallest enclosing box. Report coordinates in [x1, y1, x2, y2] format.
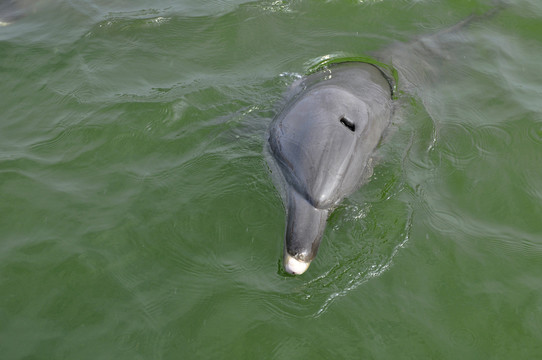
[283, 191, 329, 275]
[283, 253, 311, 275]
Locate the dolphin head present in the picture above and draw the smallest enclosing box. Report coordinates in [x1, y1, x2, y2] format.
[270, 85, 372, 274]
[268, 63, 393, 275]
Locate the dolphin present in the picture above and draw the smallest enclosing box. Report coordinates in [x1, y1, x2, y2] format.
[268, 62, 394, 274]
[267, 8, 504, 275]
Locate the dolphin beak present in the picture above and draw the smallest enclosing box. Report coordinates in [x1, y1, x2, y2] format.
[283, 190, 329, 275]
[283, 253, 311, 275]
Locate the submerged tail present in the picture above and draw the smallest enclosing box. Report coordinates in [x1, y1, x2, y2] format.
[376, 3, 508, 94]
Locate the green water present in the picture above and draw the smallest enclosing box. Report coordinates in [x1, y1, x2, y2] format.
[2, 0, 542, 358]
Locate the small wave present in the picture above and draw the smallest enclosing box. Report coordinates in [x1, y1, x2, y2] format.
[311, 208, 412, 317]
[474, 123, 513, 156]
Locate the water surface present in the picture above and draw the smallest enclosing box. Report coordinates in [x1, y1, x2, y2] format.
[1, 0, 542, 358]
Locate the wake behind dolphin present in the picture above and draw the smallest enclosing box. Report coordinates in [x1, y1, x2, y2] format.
[267, 7, 504, 275]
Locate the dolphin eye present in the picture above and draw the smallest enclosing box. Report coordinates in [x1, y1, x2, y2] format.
[339, 116, 355, 132]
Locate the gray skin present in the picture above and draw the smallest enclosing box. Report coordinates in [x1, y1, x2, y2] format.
[0, 0, 23, 25]
[268, 62, 394, 274]
[0, 0, 40, 25]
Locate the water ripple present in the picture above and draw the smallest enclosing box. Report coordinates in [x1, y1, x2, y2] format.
[435, 122, 478, 164]
[474, 124, 513, 156]
[311, 209, 412, 318]
[527, 120, 542, 144]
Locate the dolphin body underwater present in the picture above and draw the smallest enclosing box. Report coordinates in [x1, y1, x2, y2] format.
[267, 8, 502, 275]
[0, 0, 40, 26]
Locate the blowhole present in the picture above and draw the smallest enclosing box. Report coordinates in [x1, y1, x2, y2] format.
[340, 117, 355, 132]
